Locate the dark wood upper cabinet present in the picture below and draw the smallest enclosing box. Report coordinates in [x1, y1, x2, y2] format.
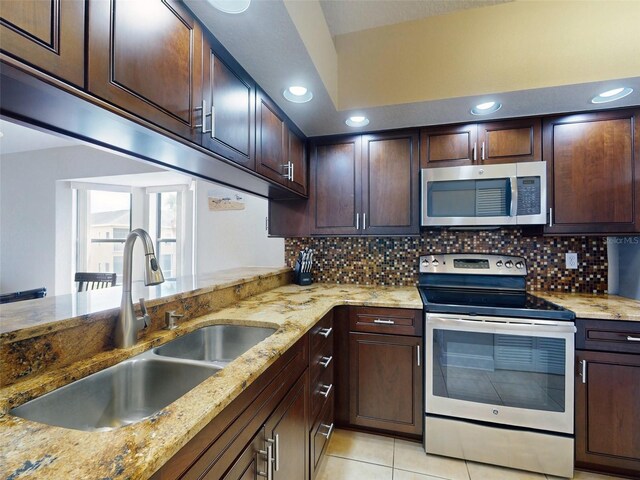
[477, 118, 541, 164]
[349, 332, 422, 436]
[0, 0, 85, 87]
[202, 34, 255, 169]
[310, 136, 362, 235]
[308, 131, 418, 236]
[544, 109, 640, 234]
[575, 349, 640, 477]
[88, 0, 202, 141]
[421, 118, 541, 168]
[361, 130, 420, 235]
[421, 123, 477, 168]
[256, 89, 288, 182]
[287, 129, 307, 195]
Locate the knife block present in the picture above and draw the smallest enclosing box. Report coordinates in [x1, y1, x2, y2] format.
[294, 260, 313, 286]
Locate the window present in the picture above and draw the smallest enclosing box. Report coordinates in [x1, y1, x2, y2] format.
[77, 190, 131, 284]
[150, 192, 178, 280]
[74, 179, 193, 289]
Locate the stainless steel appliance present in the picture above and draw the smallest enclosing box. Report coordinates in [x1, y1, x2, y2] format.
[418, 254, 576, 478]
[421, 161, 547, 227]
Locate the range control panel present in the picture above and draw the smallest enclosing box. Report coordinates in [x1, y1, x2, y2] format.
[419, 253, 527, 276]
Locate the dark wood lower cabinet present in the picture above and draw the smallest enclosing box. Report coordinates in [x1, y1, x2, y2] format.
[217, 434, 264, 480]
[265, 371, 309, 480]
[575, 349, 640, 478]
[349, 332, 422, 436]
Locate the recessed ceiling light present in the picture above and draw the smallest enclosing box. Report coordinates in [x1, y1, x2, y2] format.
[207, 0, 251, 14]
[470, 101, 502, 115]
[591, 87, 633, 104]
[346, 116, 369, 127]
[283, 86, 313, 103]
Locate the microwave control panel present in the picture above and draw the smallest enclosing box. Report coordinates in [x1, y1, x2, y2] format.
[517, 177, 541, 215]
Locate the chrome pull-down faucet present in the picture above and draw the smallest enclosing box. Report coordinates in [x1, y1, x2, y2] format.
[115, 228, 165, 348]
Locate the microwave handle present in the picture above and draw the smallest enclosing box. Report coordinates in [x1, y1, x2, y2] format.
[509, 176, 518, 217]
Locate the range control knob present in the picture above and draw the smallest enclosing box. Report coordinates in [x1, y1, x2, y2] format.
[421, 259, 429, 267]
[505, 260, 514, 268]
[432, 259, 439, 266]
[515, 261, 524, 269]
[496, 260, 503, 267]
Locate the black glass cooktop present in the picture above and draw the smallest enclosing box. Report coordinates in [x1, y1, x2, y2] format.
[418, 287, 575, 321]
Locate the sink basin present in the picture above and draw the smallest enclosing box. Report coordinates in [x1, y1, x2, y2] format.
[154, 324, 276, 365]
[10, 357, 219, 431]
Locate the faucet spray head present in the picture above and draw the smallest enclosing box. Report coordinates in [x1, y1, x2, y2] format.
[144, 254, 165, 286]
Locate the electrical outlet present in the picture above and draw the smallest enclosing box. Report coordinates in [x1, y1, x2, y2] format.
[565, 252, 578, 269]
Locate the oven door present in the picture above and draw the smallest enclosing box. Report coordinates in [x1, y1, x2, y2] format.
[426, 313, 576, 434]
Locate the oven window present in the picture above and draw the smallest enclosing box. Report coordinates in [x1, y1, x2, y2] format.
[432, 330, 566, 412]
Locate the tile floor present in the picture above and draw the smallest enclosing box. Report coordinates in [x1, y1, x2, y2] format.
[315, 429, 628, 480]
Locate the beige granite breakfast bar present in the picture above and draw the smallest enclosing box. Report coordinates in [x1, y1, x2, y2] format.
[1, 271, 638, 479]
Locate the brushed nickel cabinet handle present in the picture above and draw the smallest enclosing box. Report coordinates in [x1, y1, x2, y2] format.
[320, 422, 334, 438]
[481, 141, 485, 160]
[473, 142, 477, 162]
[319, 327, 333, 338]
[549, 208, 553, 227]
[373, 318, 395, 325]
[319, 383, 333, 398]
[319, 356, 333, 368]
[580, 359, 587, 384]
[210, 105, 216, 138]
[356, 213, 360, 230]
[627, 336, 640, 342]
[363, 213, 367, 230]
[258, 444, 273, 480]
[417, 345, 421, 367]
[195, 100, 212, 134]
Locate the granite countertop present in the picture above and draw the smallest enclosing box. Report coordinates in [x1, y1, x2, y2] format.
[0, 283, 422, 480]
[535, 291, 640, 322]
[0, 266, 293, 343]
[2, 281, 638, 479]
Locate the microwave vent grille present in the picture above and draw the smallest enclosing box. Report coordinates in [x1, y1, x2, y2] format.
[476, 188, 506, 216]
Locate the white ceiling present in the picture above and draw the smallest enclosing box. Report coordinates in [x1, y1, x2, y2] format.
[319, 0, 512, 37]
[0, 119, 78, 155]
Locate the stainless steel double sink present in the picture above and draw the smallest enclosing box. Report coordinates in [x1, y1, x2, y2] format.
[10, 325, 276, 431]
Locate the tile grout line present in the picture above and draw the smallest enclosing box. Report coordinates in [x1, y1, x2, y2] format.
[464, 459, 472, 480]
[325, 452, 394, 470]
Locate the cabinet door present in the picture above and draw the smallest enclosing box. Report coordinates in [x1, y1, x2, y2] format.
[361, 130, 419, 235]
[0, 0, 84, 86]
[477, 118, 541, 164]
[349, 332, 422, 436]
[212, 434, 264, 480]
[310, 136, 362, 235]
[545, 110, 639, 234]
[288, 129, 307, 195]
[88, 0, 202, 141]
[202, 36, 255, 169]
[420, 124, 477, 168]
[264, 370, 309, 480]
[256, 89, 288, 184]
[576, 350, 640, 477]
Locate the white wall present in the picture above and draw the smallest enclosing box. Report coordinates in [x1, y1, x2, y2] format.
[195, 181, 284, 274]
[0, 146, 161, 295]
[1, 145, 285, 297]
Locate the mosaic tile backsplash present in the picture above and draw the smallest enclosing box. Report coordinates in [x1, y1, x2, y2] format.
[285, 229, 608, 293]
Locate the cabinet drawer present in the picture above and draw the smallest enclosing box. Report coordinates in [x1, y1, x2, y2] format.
[310, 311, 333, 354]
[311, 388, 335, 476]
[310, 338, 333, 386]
[577, 319, 640, 354]
[349, 307, 422, 336]
[311, 364, 334, 423]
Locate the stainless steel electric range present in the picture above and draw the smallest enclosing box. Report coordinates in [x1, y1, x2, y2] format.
[418, 253, 576, 478]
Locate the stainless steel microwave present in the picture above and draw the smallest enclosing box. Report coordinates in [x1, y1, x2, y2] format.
[421, 161, 547, 227]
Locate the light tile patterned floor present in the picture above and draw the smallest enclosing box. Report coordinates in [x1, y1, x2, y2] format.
[315, 429, 628, 480]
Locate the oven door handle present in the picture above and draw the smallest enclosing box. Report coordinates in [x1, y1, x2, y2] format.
[427, 315, 576, 335]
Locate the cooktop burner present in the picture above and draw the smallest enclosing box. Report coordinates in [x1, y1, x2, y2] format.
[417, 253, 575, 321]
